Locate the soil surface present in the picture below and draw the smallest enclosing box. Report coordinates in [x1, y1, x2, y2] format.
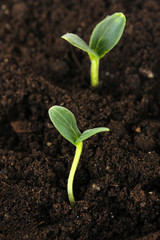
[0, 0, 160, 239]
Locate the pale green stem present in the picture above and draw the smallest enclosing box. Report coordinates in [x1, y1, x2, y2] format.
[90, 57, 99, 87]
[67, 141, 83, 207]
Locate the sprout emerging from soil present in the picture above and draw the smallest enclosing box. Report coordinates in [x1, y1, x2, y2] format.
[61, 12, 126, 87]
[49, 105, 109, 207]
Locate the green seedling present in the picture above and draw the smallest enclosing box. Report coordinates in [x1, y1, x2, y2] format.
[49, 105, 109, 207]
[61, 12, 126, 87]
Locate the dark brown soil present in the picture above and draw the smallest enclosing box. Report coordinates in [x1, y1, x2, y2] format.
[0, 0, 160, 239]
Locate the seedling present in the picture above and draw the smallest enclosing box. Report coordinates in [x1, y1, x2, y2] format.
[49, 105, 109, 207]
[61, 12, 126, 87]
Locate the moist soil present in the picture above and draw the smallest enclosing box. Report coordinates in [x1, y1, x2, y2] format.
[0, 0, 160, 239]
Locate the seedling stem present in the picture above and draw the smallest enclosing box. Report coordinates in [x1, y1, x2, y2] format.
[90, 56, 99, 87]
[67, 141, 83, 207]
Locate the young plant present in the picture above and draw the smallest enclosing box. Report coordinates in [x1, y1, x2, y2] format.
[61, 12, 126, 87]
[49, 105, 109, 207]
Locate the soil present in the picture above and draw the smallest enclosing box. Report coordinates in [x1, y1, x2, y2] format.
[0, 0, 160, 239]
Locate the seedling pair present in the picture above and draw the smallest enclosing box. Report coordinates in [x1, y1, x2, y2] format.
[62, 12, 126, 87]
[48, 13, 126, 207]
[49, 106, 109, 207]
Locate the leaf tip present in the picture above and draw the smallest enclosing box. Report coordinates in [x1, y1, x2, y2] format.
[105, 128, 110, 132]
[48, 105, 53, 115]
[120, 12, 126, 23]
[116, 12, 126, 24]
[61, 33, 68, 40]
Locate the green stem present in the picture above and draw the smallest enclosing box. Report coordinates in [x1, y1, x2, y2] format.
[90, 57, 99, 87]
[67, 141, 83, 207]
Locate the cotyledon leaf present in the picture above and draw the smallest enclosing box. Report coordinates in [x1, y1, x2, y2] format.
[89, 12, 126, 58]
[75, 127, 110, 144]
[49, 106, 81, 145]
[61, 33, 99, 59]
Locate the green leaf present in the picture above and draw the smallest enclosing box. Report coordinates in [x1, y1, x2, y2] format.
[89, 12, 126, 58]
[61, 33, 99, 58]
[49, 106, 81, 145]
[75, 127, 109, 144]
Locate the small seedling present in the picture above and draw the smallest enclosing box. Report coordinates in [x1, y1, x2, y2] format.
[49, 105, 109, 207]
[61, 12, 126, 87]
